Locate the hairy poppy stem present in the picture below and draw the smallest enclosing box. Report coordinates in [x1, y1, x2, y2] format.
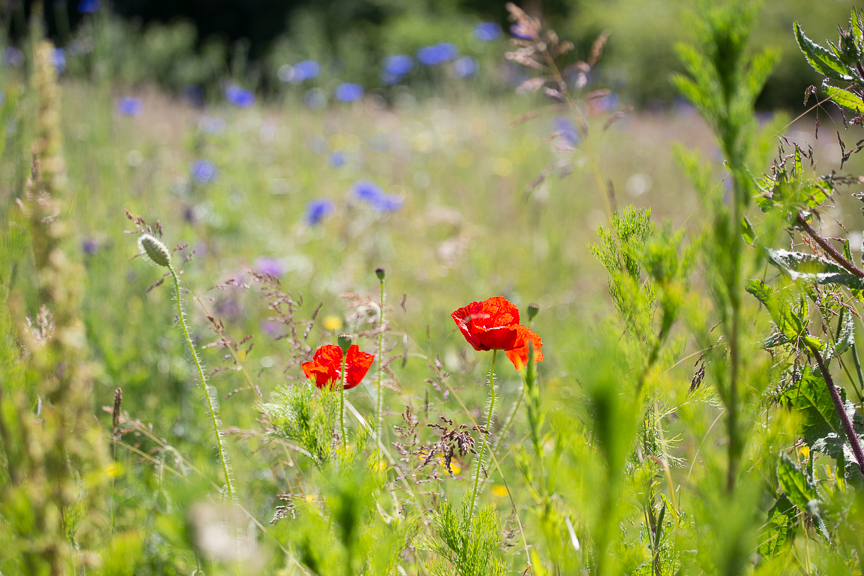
[468, 349, 497, 526]
[376, 273, 385, 456]
[339, 353, 347, 446]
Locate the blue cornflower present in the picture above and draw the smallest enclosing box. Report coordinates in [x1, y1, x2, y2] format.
[352, 180, 403, 212]
[305, 198, 334, 225]
[553, 116, 580, 146]
[384, 55, 413, 76]
[78, 0, 100, 13]
[81, 238, 98, 255]
[328, 151, 347, 167]
[293, 60, 320, 82]
[116, 97, 143, 116]
[225, 85, 255, 108]
[335, 83, 364, 102]
[53, 48, 66, 74]
[416, 42, 459, 66]
[191, 160, 218, 184]
[453, 56, 478, 78]
[473, 22, 502, 42]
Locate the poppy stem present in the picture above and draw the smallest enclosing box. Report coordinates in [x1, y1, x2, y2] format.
[376, 275, 385, 457]
[340, 353, 347, 447]
[468, 349, 497, 527]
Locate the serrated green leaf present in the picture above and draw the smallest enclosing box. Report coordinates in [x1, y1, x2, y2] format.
[778, 454, 818, 511]
[768, 249, 864, 290]
[758, 495, 798, 558]
[824, 84, 864, 114]
[794, 22, 855, 82]
[742, 217, 756, 246]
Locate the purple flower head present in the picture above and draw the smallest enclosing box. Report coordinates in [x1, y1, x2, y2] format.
[305, 198, 334, 225]
[255, 257, 285, 278]
[453, 56, 478, 78]
[352, 180, 403, 212]
[81, 238, 98, 255]
[3, 47, 24, 68]
[553, 116, 580, 146]
[53, 48, 66, 74]
[191, 160, 218, 184]
[293, 60, 320, 82]
[78, 0, 100, 13]
[473, 22, 502, 42]
[510, 23, 534, 40]
[328, 151, 347, 167]
[416, 42, 459, 66]
[335, 83, 365, 103]
[116, 97, 143, 116]
[225, 85, 255, 108]
[384, 55, 414, 76]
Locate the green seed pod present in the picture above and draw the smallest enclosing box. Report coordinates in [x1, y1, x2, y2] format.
[527, 303, 540, 322]
[337, 333, 352, 353]
[138, 234, 172, 268]
[375, 267, 386, 281]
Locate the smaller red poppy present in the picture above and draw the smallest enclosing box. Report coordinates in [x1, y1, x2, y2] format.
[505, 325, 544, 370]
[451, 296, 522, 352]
[302, 344, 375, 390]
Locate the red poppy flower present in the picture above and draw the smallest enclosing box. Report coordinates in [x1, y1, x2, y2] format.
[301, 344, 375, 390]
[505, 325, 544, 370]
[451, 296, 522, 352]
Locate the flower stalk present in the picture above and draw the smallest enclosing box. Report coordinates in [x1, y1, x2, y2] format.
[468, 349, 497, 525]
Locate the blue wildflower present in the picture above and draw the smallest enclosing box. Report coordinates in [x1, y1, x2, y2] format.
[553, 116, 580, 146]
[416, 43, 459, 66]
[593, 92, 620, 112]
[335, 83, 364, 102]
[453, 56, 478, 78]
[473, 22, 502, 42]
[82, 238, 98, 255]
[293, 60, 320, 82]
[255, 257, 285, 277]
[3, 47, 23, 68]
[78, 0, 100, 13]
[225, 85, 255, 108]
[352, 180, 403, 212]
[328, 151, 347, 167]
[384, 55, 413, 76]
[53, 48, 66, 74]
[116, 97, 143, 116]
[305, 198, 334, 225]
[191, 160, 218, 184]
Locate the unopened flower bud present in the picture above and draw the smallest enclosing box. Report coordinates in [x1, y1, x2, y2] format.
[337, 334, 352, 353]
[138, 234, 171, 268]
[375, 267, 385, 281]
[527, 303, 540, 322]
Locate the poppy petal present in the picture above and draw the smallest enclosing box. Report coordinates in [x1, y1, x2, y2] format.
[505, 325, 543, 370]
[476, 324, 520, 351]
[345, 344, 375, 388]
[452, 296, 521, 351]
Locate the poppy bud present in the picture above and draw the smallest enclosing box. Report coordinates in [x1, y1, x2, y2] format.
[138, 234, 171, 268]
[375, 267, 386, 281]
[527, 303, 540, 322]
[337, 334, 352, 353]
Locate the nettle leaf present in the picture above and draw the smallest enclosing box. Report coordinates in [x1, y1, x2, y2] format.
[778, 454, 818, 511]
[758, 495, 798, 558]
[756, 149, 834, 213]
[779, 367, 864, 482]
[824, 83, 864, 114]
[794, 22, 855, 82]
[746, 280, 808, 346]
[768, 249, 864, 291]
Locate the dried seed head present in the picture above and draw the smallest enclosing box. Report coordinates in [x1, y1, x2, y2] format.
[375, 267, 385, 281]
[138, 234, 172, 268]
[337, 333, 352, 353]
[527, 303, 540, 322]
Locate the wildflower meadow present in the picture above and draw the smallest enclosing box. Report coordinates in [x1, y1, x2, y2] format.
[4, 1, 864, 575]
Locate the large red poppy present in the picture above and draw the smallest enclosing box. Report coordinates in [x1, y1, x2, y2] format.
[302, 344, 375, 389]
[451, 297, 543, 370]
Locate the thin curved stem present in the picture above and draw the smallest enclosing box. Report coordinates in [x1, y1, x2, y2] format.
[376, 278, 385, 456]
[170, 265, 235, 501]
[468, 350, 497, 525]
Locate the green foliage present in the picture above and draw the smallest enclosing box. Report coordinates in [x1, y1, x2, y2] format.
[426, 502, 505, 576]
[263, 382, 339, 466]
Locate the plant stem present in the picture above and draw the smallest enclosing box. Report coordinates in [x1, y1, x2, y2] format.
[339, 352, 347, 447]
[376, 277, 385, 456]
[810, 345, 864, 479]
[170, 265, 235, 501]
[493, 381, 524, 457]
[468, 350, 497, 524]
[796, 212, 864, 278]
